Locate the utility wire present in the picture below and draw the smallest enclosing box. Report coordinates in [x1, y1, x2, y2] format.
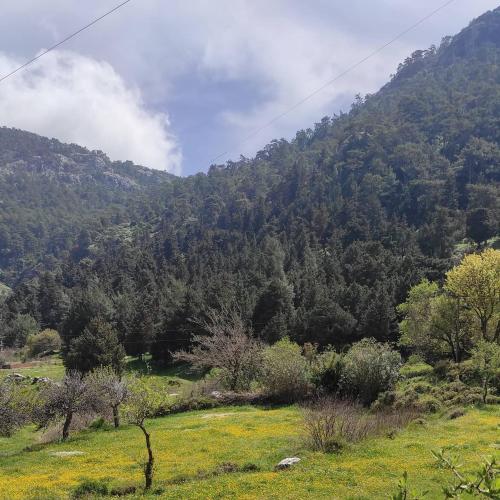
[209, 0, 458, 165]
[0, 0, 133, 85]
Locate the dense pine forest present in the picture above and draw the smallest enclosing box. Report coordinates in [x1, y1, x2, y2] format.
[0, 7, 499, 362]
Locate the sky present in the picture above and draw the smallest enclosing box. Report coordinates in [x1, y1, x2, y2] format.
[0, 1, 498, 175]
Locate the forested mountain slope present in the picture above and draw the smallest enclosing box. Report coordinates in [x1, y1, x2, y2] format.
[0, 8, 499, 359]
[0, 128, 171, 285]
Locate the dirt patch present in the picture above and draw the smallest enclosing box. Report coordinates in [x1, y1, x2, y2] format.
[201, 412, 236, 420]
[49, 451, 85, 457]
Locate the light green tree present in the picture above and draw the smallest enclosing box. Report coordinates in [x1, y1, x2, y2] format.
[399, 279, 477, 362]
[398, 279, 441, 358]
[445, 249, 500, 341]
[470, 341, 500, 404]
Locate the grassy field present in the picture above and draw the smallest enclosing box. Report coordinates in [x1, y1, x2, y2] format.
[0, 404, 498, 499]
[0, 356, 65, 380]
[0, 356, 195, 390]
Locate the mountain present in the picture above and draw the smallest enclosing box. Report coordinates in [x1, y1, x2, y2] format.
[0, 128, 172, 285]
[0, 8, 498, 357]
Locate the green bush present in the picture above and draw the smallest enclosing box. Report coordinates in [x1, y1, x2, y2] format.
[393, 389, 419, 410]
[415, 395, 442, 413]
[371, 391, 397, 410]
[109, 484, 137, 496]
[26, 329, 61, 358]
[260, 338, 311, 402]
[72, 479, 108, 498]
[4, 314, 38, 348]
[410, 381, 432, 394]
[407, 354, 425, 365]
[400, 362, 433, 379]
[310, 348, 344, 394]
[456, 360, 475, 382]
[430, 381, 484, 407]
[433, 360, 452, 381]
[340, 339, 402, 405]
[446, 408, 466, 419]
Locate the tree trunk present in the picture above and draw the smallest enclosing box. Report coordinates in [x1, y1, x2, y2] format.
[140, 425, 154, 490]
[480, 317, 488, 340]
[230, 372, 239, 391]
[62, 412, 73, 441]
[453, 342, 462, 364]
[482, 377, 488, 404]
[112, 405, 120, 428]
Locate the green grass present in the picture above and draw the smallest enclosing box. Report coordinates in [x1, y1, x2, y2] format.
[400, 362, 434, 379]
[0, 405, 498, 499]
[0, 356, 196, 391]
[0, 357, 65, 381]
[124, 356, 198, 390]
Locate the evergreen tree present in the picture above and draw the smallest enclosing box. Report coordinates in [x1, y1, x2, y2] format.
[64, 318, 125, 375]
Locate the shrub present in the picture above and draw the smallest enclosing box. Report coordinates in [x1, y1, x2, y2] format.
[26, 329, 61, 358]
[433, 359, 452, 381]
[393, 389, 419, 410]
[371, 391, 397, 410]
[410, 381, 432, 394]
[241, 463, 260, 472]
[432, 380, 484, 407]
[415, 395, 442, 414]
[260, 338, 311, 402]
[302, 398, 417, 453]
[109, 484, 137, 496]
[340, 339, 401, 405]
[302, 399, 350, 452]
[400, 362, 433, 379]
[407, 354, 424, 365]
[446, 408, 466, 420]
[310, 348, 344, 394]
[454, 360, 482, 385]
[72, 479, 108, 498]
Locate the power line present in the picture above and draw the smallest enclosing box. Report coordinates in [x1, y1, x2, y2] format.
[0, 0, 133, 85]
[209, 0, 458, 165]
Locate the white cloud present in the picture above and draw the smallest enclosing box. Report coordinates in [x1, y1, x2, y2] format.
[185, 0, 409, 155]
[186, 0, 498, 157]
[0, 50, 181, 173]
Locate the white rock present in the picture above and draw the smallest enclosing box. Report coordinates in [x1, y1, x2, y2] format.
[276, 457, 301, 469]
[50, 451, 85, 457]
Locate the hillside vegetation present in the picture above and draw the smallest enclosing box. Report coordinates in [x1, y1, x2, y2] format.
[1, 9, 498, 357]
[0, 128, 171, 286]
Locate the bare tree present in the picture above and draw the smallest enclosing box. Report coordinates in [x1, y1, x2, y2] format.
[87, 366, 129, 428]
[37, 371, 95, 441]
[122, 376, 166, 491]
[173, 308, 263, 391]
